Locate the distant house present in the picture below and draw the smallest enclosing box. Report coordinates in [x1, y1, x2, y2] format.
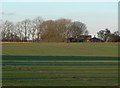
[88, 36, 104, 42]
[67, 35, 91, 42]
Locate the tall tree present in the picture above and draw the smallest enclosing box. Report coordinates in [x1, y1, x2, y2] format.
[97, 28, 111, 42]
[113, 31, 120, 42]
[97, 29, 119, 42]
[32, 17, 43, 41]
[1, 21, 14, 41]
[21, 19, 31, 41]
[69, 21, 88, 42]
[55, 18, 71, 41]
[1, 18, 89, 42]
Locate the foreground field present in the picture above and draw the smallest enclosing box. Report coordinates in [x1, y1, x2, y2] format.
[2, 56, 118, 86]
[2, 43, 119, 86]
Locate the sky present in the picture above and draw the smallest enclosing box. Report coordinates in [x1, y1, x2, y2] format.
[0, 1, 118, 36]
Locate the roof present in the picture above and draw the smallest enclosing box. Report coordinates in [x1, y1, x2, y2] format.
[89, 37, 101, 40]
[68, 35, 91, 39]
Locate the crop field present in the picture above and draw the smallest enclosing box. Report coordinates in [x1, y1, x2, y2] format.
[1, 42, 119, 86]
[2, 42, 118, 57]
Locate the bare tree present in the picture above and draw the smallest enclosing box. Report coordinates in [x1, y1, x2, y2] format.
[32, 17, 43, 41]
[1, 21, 14, 41]
[40, 20, 59, 42]
[0, 20, 3, 41]
[1, 18, 89, 42]
[15, 22, 23, 41]
[69, 21, 87, 42]
[55, 18, 71, 41]
[21, 19, 31, 41]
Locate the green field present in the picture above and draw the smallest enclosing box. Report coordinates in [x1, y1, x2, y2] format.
[2, 42, 118, 57]
[2, 42, 119, 86]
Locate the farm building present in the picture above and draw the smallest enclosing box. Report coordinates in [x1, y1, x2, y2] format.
[67, 35, 104, 42]
[67, 35, 91, 42]
[88, 36, 104, 42]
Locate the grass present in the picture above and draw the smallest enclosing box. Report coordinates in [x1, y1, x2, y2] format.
[2, 57, 118, 86]
[1, 42, 119, 86]
[2, 42, 118, 57]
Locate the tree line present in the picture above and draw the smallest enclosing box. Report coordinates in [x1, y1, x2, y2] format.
[0, 17, 88, 42]
[97, 29, 120, 42]
[0, 17, 119, 42]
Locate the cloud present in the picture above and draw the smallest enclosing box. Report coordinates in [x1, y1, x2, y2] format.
[0, 12, 15, 15]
